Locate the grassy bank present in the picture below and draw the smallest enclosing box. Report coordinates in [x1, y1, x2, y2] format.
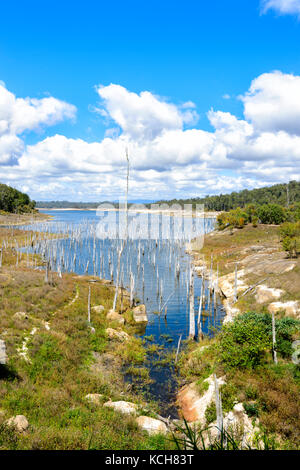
[0, 227, 171, 450]
[179, 224, 300, 450]
[0, 210, 51, 227]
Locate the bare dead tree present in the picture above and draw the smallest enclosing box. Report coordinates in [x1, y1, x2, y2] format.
[272, 311, 278, 364]
[214, 373, 223, 439]
[112, 148, 129, 312]
[189, 267, 195, 339]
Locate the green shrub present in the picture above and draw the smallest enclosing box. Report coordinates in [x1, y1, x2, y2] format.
[219, 313, 272, 369]
[280, 221, 300, 258]
[258, 204, 287, 225]
[219, 312, 300, 369]
[243, 402, 259, 418]
[245, 385, 258, 400]
[205, 402, 217, 424]
[217, 207, 249, 230]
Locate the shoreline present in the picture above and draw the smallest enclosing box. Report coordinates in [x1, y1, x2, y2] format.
[37, 207, 220, 219]
[0, 211, 53, 227]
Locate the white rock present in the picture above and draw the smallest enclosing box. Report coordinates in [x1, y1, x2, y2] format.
[106, 310, 125, 325]
[13, 312, 29, 321]
[207, 403, 259, 448]
[92, 305, 105, 314]
[6, 415, 29, 432]
[177, 375, 226, 423]
[268, 301, 300, 317]
[0, 339, 7, 365]
[133, 305, 148, 323]
[136, 416, 167, 435]
[103, 400, 138, 415]
[105, 328, 129, 342]
[85, 393, 103, 405]
[255, 285, 284, 304]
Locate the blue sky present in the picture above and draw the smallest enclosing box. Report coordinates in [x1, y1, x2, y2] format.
[1, 0, 300, 201]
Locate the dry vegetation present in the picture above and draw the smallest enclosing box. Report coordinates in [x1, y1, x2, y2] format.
[181, 224, 300, 449]
[0, 211, 51, 227]
[0, 227, 170, 450]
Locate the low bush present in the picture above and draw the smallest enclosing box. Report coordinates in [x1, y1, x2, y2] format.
[257, 204, 287, 225]
[218, 312, 300, 369]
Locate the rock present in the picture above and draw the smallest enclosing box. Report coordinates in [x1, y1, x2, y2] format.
[207, 403, 259, 448]
[132, 305, 148, 323]
[223, 300, 240, 324]
[106, 310, 125, 325]
[85, 393, 104, 405]
[13, 311, 29, 321]
[136, 416, 168, 435]
[255, 285, 284, 304]
[0, 339, 7, 365]
[218, 270, 248, 299]
[103, 400, 138, 415]
[105, 328, 129, 342]
[6, 415, 29, 432]
[268, 301, 300, 317]
[92, 305, 105, 314]
[177, 375, 226, 423]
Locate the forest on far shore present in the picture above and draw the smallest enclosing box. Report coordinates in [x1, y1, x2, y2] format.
[36, 180, 299, 211]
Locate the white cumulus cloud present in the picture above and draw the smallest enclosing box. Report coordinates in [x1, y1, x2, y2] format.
[240, 71, 300, 134]
[2, 74, 300, 201]
[261, 0, 300, 16]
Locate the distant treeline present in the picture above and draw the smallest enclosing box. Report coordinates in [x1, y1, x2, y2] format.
[36, 201, 108, 209]
[0, 183, 36, 213]
[37, 181, 300, 211]
[156, 181, 300, 211]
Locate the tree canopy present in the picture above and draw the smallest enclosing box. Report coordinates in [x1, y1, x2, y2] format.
[0, 183, 36, 213]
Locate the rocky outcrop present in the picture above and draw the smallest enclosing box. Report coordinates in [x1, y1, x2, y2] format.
[177, 375, 226, 423]
[207, 403, 259, 448]
[136, 416, 167, 435]
[106, 310, 125, 325]
[132, 305, 147, 323]
[268, 301, 300, 318]
[103, 400, 138, 415]
[85, 393, 104, 405]
[6, 415, 29, 432]
[105, 328, 129, 342]
[255, 285, 284, 304]
[218, 270, 248, 299]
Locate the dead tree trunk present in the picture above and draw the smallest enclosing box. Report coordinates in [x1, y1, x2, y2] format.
[272, 311, 278, 364]
[189, 267, 195, 339]
[214, 374, 223, 439]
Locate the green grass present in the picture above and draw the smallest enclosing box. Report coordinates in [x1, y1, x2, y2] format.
[0, 230, 172, 450]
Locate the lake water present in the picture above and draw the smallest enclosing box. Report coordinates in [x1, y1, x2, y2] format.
[22, 209, 225, 417]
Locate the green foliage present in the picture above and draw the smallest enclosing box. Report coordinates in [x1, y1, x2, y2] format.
[219, 312, 300, 370]
[217, 207, 249, 230]
[221, 383, 237, 413]
[195, 379, 209, 396]
[245, 385, 258, 400]
[257, 204, 287, 225]
[219, 313, 271, 369]
[0, 423, 18, 450]
[280, 221, 300, 258]
[27, 334, 63, 382]
[243, 402, 260, 418]
[156, 180, 299, 212]
[205, 402, 217, 424]
[0, 183, 36, 213]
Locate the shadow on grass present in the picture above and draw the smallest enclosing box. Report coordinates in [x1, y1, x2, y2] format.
[0, 364, 19, 381]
